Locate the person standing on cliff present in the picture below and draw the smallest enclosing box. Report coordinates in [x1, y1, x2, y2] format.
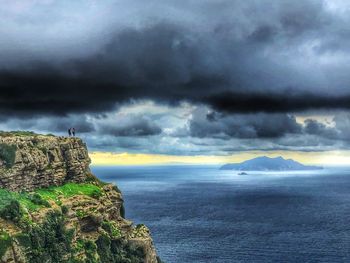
[68, 128, 72, 137]
[72, 128, 76, 137]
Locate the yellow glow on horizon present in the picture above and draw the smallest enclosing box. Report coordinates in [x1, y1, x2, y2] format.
[90, 151, 350, 166]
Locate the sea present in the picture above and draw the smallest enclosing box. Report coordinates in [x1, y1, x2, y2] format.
[91, 165, 350, 263]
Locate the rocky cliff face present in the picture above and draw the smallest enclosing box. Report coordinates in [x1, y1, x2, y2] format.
[0, 134, 90, 191]
[0, 132, 160, 263]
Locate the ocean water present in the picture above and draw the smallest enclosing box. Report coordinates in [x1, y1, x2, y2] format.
[91, 165, 350, 263]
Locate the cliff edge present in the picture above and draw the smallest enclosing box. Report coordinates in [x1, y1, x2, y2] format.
[0, 132, 160, 263]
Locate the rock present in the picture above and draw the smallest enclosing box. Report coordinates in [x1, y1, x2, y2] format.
[0, 135, 90, 191]
[0, 133, 160, 263]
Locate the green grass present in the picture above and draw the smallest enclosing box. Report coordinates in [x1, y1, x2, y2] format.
[36, 183, 103, 203]
[0, 189, 41, 212]
[0, 131, 56, 137]
[0, 131, 37, 137]
[0, 183, 103, 213]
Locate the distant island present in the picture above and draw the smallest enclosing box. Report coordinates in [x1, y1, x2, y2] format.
[220, 156, 323, 171]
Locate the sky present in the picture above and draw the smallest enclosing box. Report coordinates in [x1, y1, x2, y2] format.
[1, 0, 350, 165]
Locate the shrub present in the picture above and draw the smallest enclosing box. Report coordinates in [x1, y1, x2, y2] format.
[0, 200, 23, 223]
[84, 240, 98, 262]
[14, 233, 31, 248]
[11, 209, 146, 263]
[96, 234, 113, 263]
[0, 143, 17, 168]
[111, 239, 145, 263]
[0, 231, 12, 258]
[61, 205, 69, 215]
[0, 189, 41, 212]
[95, 234, 145, 263]
[124, 243, 145, 263]
[102, 221, 121, 238]
[21, 211, 75, 262]
[91, 189, 103, 199]
[76, 209, 87, 219]
[29, 193, 51, 208]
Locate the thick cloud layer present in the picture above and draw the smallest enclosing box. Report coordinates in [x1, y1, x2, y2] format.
[188, 107, 350, 142]
[3, 1, 350, 154]
[2, 0, 350, 118]
[189, 109, 301, 139]
[1, 102, 350, 154]
[98, 116, 162, 137]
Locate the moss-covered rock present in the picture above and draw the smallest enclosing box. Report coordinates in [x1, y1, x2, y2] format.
[0, 182, 159, 263]
[0, 135, 91, 192]
[0, 133, 160, 263]
[0, 143, 17, 169]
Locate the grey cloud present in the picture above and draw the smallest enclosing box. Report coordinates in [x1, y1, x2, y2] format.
[44, 116, 95, 133]
[1, 1, 350, 118]
[86, 136, 152, 152]
[4, 0, 350, 155]
[299, 113, 350, 143]
[0, 115, 95, 134]
[98, 116, 162, 137]
[184, 108, 350, 152]
[304, 119, 337, 138]
[189, 108, 301, 139]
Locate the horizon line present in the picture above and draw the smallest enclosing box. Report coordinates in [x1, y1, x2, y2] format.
[89, 150, 350, 166]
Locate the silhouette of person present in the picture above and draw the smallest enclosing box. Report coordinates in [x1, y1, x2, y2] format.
[68, 128, 72, 137]
[72, 128, 75, 137]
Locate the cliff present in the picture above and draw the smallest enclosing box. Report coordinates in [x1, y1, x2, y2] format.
[0, 133, 90, 192]
[0, 132, 160, 263]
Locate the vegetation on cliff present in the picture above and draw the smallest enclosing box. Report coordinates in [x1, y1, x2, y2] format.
[0, 131, 54, 137]
[0, 183, 102, 212]
[0, 182, 151, 262]
[0, 134, 160, 263]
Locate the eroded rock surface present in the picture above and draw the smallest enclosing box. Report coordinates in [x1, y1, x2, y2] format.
[0, 133, 160, 263]
[0, 135, 90, 192]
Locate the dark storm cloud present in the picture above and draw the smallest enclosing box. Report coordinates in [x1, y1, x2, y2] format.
[1, 115, 95, 133]
[4, 0, 350, 154]
[292, 113, 350, 143]
[98, 116, 162, 137]
[42, 116, 95, 133]
[0, 23, 227, 117]
[189, 108, 302, 139]
[2, 0, 350, 118]
[0, 113, 161, 137]
[205, 92, 350, 113]
[187, 108, 350, 150]
[303, 119, 337, 138]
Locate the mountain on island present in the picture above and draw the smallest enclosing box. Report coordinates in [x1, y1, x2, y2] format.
[220, 156, 323, 171]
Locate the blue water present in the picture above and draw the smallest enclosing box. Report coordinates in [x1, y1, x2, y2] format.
[91, 165, 350, 263]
